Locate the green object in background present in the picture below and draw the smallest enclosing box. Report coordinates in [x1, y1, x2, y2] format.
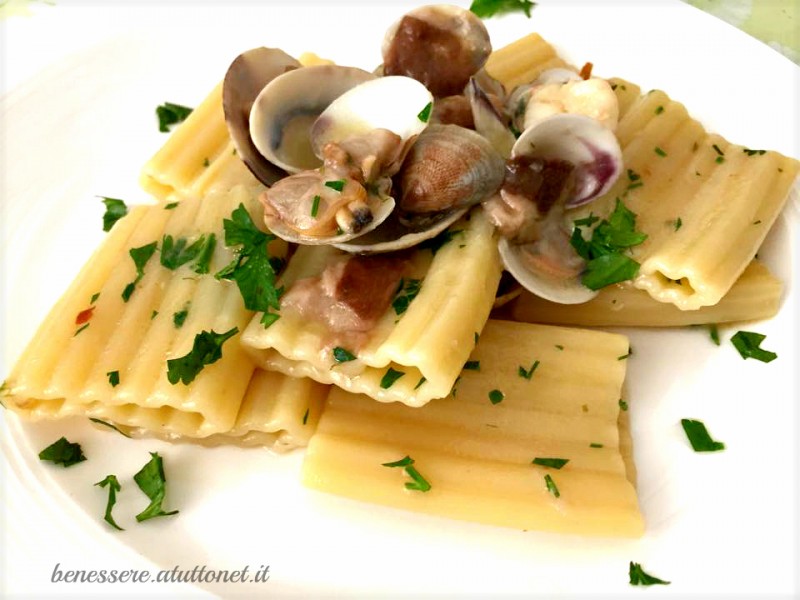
[686, 0, 799, 64]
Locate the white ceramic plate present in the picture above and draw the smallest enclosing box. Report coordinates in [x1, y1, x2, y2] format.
[2, 1, 798, 597]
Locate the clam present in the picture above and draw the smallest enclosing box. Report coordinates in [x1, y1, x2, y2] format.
[222, 47, 301, 186]
[466, 78, 515, 158]
[248, 65, 376, 175]
[382, 4, 491, 97]
[260, 76, 434, 246]
[490, 113, 624, 304]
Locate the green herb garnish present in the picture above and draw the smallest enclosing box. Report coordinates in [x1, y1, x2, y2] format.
[74, 323, 90, 336]
[166, 327, 238, 385]
[619, 399, 629, 411]
[469, 0, 536, 18]
[544, 474, 560, 498]
[333, 347, 356, 363]
[380, 368, 405, 389]
[89, 418, 131, 438]
[532, 457, 569, 469]
[711, 143, 724, 156]
[95, 475, 124, 530]
[629, 562, 670, 586]
[156, 102, 193, 133]
[672, 217, 682, 231]
[570, 198, 647, 290]
[655, 105, 664, 115]
[730, 331, 777, 363]
[122, 241, 158, 302]
[743, 148, 766, 156]
[392, 278, 422, 316]
[381, 455, 431, 492]
[681, 418, 725, 452]
[708, 324, 720, 346]
[324, 180, 345, 192]
[38, 437, 86, 467]
[310, 194, 321, 218]
[172, 305, 190, 329]
[100, 197, 128, 232]
[160, 234, 216, 273]
[715, 156, 725, 164]
[164, 202, 179, 210]
[488, 389, 504, 404]
[518, 360, 540, 380]
[133, 452, 179, 522]
[463, 360, 480, 371]
[417, 101, 433, 123]
[215, 204, 282, 327]
[590, 443, 604, 448]
[414, 377, 427, 390]
[654, 146, 667, 157]
[106, 370, 120, 387]
[302, 408, 309, 425]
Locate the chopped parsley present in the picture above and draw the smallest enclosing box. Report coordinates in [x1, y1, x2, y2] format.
[629, 562, 670, 586]
[555, 344, 564, 351]
[302, 408, 309, 425]
[417, 101, 433, 123]
[164, 202, 179, 210]
[160, 233, 216, 274]
[381, 455, 431, 492]
[414, 377, 427, 390]
[310, 194, 321, 218]
[654, 146, 667, 157]
[215, 204, 282, 327]
[743, 148, 766, 156]
[172, 305, 190, 329]
[681, 418, 725, 452]
[544, 474, 560, 498]
[619, 399, 629, 411]
[392, 278, 422, 316]
[156, 102, 193, 132]
[532, 457, 569, 469]
[133, 452, 179, 522]
[617, 348, 632, 360]
[655, 105, 664, 115]
[474, 332, 480, 344]
[518, 360, 540, 380]
[488, 389, 504, 404]
[469, 0, 536, 18]
[122, 241, 158, 302]
[708, 324, 721, 346]
[463, 360, 481, 371]
[324, 180, 345, 192]
[38, 437, 86, 467]
[380, 368, 405, 389]
[202, 157, 210, 168]
[419, 229, 464, 256]
[89, 418, 131, 438]
[106, 370, 120, 387]
[95, 475, 124, 530]
[74, 323, 90, 337]
[151, 310, 159, 320]
[332, 346, 356, 363]
[100, 197, 128, 232]
[671, 217, 682, 231]
[90, 292, 101, 304]
[715, 156, 725, 164]
[627, 169, 641, 182]
[166, 327, 238, 385]
[730, 331, 777, 363]
[570, 199, 648, 290]
[711, 144, 725, 156]
[590, 443, 604, 448]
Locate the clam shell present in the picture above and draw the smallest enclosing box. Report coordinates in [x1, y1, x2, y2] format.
[222, 47, 301, 186]
[512, 113, 622, 207]
[398, 124, 505, 214]
[467, 77, 515, 158]
[249, 65, 375, 174]
[310, 76, 433, 161]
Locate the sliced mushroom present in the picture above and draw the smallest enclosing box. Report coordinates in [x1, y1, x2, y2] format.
[222, 47, 301, 186]
[249, 65, 376, 174]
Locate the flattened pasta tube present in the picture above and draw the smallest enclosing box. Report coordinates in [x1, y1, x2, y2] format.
[303, 319, 643, 538]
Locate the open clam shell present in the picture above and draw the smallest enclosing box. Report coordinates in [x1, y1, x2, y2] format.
[310, 76, 434, 162]
[249, 65, 376, 175]
[222, 47, 301, 186]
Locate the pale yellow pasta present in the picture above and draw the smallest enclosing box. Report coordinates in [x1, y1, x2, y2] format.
[485, 33, 574, 90]
[2, 186, 325, 449]
[509, 260, 783, 327]
[303, 319, 643, 537]
[242, 210, 503, 407]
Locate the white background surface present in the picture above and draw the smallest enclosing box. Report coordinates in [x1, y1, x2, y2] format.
[1, 1, 799, 598]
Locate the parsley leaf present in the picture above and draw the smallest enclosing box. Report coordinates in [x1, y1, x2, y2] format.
[172, 305, 190, 329]
[463, 360, 480, 371]
[380, 368, 405, 389]
[160, 234, 215, 272]
[95, 475, 124, 530]
[414, 377, 427, 390]
[488, 389, 504, 404]
[215, 204, 282, 327]
[156, 102, 193, 133]
[100, 197, 128, 232]
[38, 437, 86, 467]
[469, 0, 536, 19]
[89, 418, 131, 438]
[544, 474, 560, 498]
[629, 562, 670, 586]
[333, 347, 356, 363]
[122, 241, 158, 302]
[324, 180, 346, 192]
[106, 370, 120, 387]
[392, 278, 423, 316]
[681, 418, 725, 452]
[382, 455, 432, 492]
[730, 331, 777, 363]
[532, 457, 569, 469]
[518, 360, 540, 380]
[133, 452, 179, 522]
[570, 199, 647, 290]
[708, 324, 721, 346]
[417, 101, 433, 123]
[166, 327, 238, 385]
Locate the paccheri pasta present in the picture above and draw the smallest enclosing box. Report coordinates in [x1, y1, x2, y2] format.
[2, 3, 797, 546]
